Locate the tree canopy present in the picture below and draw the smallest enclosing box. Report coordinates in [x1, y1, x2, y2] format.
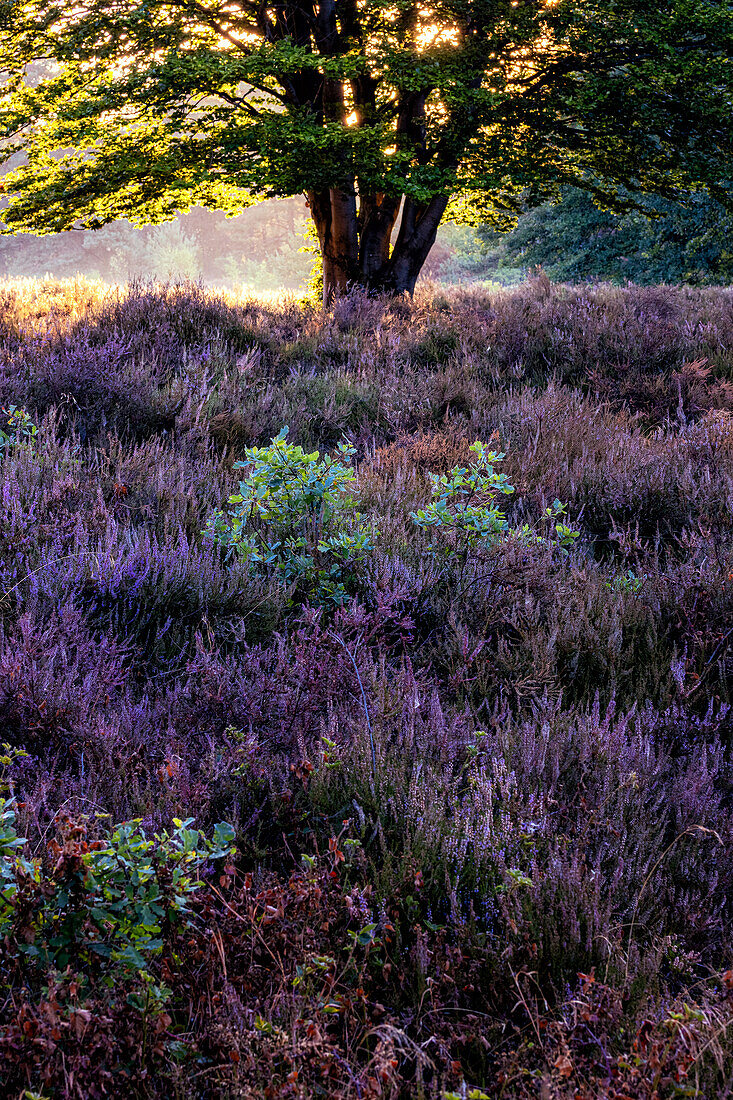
[493, 187, 733, 286]
[0, 0, 732, 299]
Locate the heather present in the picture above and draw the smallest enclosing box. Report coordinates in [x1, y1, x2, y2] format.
[1, 277, 732, 1098]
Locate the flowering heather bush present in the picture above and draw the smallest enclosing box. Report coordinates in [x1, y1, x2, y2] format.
[0, 279, 732, 1098]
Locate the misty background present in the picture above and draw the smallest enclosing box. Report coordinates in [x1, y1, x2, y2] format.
[2, 187, 732, 291]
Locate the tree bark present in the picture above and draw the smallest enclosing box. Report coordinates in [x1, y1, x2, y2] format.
[358, 192, 401, 282]
[383, 195, 449, 294]
[308, 187, 359, 305]
[309, 188, 449, 302]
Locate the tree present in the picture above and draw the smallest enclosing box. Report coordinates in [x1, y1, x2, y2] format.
[0, 0, 732, 303]
[492, 187, 733, 286]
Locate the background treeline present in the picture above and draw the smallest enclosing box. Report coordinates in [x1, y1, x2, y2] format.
[3, 187, 733, 290]
[1, 198, 314, 290]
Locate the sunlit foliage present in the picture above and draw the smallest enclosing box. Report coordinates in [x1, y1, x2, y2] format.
[1, 0, 732, 296]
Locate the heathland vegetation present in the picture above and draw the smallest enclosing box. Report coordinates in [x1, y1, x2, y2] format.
[2, 0, 733, 1095]
[0, 277, 732, 1097]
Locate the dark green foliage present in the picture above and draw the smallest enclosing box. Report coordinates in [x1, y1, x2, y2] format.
[494, 187, 733, 286]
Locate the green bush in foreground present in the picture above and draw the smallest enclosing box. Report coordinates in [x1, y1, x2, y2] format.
[206, 434, 579, 604]
[1, 770, 235, 975]
[411, 442, 579, 564]
[0, 404, 37, 452]
[204, 427, 377, 606]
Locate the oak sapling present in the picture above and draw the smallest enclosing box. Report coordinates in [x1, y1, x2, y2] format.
[0, 406, 37, 452]
[0, 810, 237, 974]
[410, 441, 579, 564]
[205, 427, 377, 606]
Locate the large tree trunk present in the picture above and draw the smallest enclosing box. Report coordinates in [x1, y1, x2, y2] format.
[358, 192, 401, 282]
[384, 195, 449, 294]
[309, 189, 449, 303]
[308, 188, 359, 305]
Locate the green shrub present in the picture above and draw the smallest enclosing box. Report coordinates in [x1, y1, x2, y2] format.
[205, 427, 377, 605]
[1, 804, 236, 974]
[606, 568, 646, 593]
[0, 405, 38, 451]
[410, 441, 579, 564]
